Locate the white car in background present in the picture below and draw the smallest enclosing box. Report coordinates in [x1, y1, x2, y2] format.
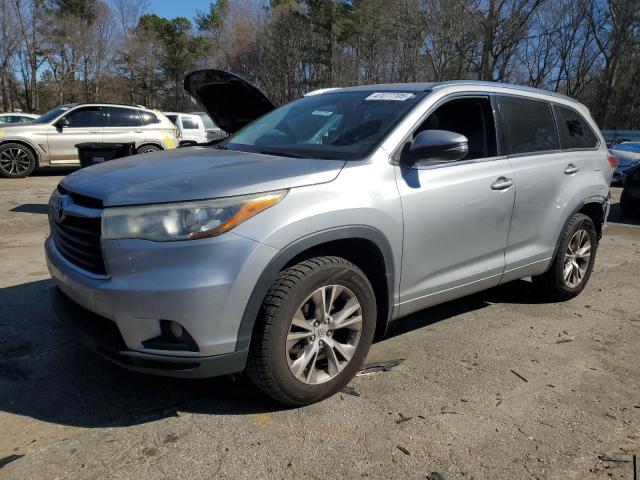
[189, 111, 226, 141]
[0, 112, 39, 124]
[163, 112, 208, 146]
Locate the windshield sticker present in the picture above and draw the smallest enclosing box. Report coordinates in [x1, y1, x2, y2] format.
[365, 92, 416, 101]
[312, 110, 333, 116]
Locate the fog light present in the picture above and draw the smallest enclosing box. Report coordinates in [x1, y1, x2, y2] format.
[169, 321, 184, 340]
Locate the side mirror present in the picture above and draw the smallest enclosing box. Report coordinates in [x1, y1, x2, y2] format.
[401, 129, 469, 166]
[55, 117, 70, 129]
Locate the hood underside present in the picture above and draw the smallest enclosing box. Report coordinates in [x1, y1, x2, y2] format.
[60, 147, 345, 207]
[184, 70, 275, 135]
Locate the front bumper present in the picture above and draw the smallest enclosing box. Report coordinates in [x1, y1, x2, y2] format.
[45, 227, 278, 362]
[50, 286, 247, 378]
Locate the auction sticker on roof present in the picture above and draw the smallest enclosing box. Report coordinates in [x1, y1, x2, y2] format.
[365, 92, 416, 101]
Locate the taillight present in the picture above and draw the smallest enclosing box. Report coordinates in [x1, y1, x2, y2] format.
[607, 153, 618, 168]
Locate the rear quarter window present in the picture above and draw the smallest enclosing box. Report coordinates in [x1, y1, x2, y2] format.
[555, 105, 599, 149]
[181, 117, 199, 129]
[140, 111, 160, 125]
[498, 96, 559, 155]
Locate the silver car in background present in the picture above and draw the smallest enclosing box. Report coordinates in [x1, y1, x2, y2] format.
[46, 70, 614, 406]
[0, 103, 178, 178]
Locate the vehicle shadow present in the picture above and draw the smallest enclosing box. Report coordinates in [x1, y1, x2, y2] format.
[10, 204, 48, 214]
[0, 277, 550, 428]
[32, 167, 79, 177]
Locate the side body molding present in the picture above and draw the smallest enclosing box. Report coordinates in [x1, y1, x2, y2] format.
[235, 225, 395, 352]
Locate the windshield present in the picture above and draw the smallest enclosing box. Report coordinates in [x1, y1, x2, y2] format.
[31, 105, 75, 124]
[226, 90, 426, 160]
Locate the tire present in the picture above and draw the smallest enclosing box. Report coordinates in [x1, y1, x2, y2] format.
[247, 256, 377, 406]
[620, 189, 640, 219]
[0, 143, 36, 178]
[136, 144, 161, 154]
[532, 213, 597, 301]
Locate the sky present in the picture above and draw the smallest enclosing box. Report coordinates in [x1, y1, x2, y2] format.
[147, 0, 210, 22]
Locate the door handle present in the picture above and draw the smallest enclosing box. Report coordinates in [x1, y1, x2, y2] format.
[491, 176, 514, 190]
[89, 130, 101, 134]
[134, 130, 143, 133]
[564, 164, 580, 175]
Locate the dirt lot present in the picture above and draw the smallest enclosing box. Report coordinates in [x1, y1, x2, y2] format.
[0, 170, 638, 479]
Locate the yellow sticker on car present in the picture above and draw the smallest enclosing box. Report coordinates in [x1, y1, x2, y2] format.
[162, 132, 177, 149]
[0, 130, 5, 138]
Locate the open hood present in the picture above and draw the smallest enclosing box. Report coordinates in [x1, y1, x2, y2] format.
[184, 69, 275, 134]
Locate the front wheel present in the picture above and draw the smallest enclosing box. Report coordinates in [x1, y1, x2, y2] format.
[247, 256, 377, 406]
[533, 213, 597, 301]
[0, 143, 36, 178]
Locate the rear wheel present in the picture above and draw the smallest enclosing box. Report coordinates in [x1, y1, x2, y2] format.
[247, 256, 377, 406]
[0, 143, 36, 178]
[136, 144, 161, 154]
[533, 213, 597, 301]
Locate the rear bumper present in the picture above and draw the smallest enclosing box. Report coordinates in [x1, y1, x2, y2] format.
[50, 286, 247, 378]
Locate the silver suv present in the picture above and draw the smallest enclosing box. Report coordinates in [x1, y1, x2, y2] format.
[46, 70, 615, 406]
[0, 103, 178, 178]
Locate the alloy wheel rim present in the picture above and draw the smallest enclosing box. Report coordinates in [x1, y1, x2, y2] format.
[0, 147, 31, 175]
[286, 284, 362, 385]
[563, 229, 591, 288]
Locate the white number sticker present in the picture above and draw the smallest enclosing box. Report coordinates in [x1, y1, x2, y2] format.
[365, 92, 416, 101]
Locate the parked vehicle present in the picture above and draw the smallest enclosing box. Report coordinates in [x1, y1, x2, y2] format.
[189, 112, 226, 141]
[0, 112, 39, 124]
[0, 103, 178, 178]
[46, 70, 614, 406]
[620, 164, 640, 219]
[602, 130, 640, 147]
[163, 112, 208, 145]
[609, 142, 640, 185]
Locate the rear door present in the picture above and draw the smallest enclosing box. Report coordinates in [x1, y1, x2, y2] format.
[497, 95, 585, 282]
[103, 107, 145, 148]
[395, 95, 516, 316]
[47, 106, 106, 163]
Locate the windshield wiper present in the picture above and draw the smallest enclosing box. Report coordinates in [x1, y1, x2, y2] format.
[259, 150, 307, 159]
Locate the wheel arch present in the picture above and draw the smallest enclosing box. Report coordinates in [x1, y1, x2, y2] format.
[548, 195, 608, 268]
[137, 142, 164, 152]
[236, 226, 395, 352]
[0, 139, 41, 166]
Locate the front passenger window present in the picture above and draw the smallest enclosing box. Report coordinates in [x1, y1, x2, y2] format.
[411, 97, 497, 161]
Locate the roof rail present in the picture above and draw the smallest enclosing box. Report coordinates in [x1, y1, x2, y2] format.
[431, 80, 573, 101]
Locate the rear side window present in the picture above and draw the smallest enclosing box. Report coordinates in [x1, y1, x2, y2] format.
[140, 111, 160, 125]
[555, 105, 598, 149]
[498, 96, 559, 155]
[181, 117, 199, 129]
[106, 107, 142, 127]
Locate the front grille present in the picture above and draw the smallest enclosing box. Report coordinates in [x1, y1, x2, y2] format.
[50, 211, 106, 275]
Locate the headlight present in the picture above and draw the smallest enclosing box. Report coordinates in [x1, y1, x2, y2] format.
[102, 190, 287, 241]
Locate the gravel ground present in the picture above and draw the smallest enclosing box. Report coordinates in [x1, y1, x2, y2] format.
[0, 170, 638, 479]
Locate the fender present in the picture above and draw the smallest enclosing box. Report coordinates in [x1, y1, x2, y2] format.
[0, 137, 43, 165]
[235, 225, 395, 352]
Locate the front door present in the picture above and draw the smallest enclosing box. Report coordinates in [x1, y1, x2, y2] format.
[395, 96, 515, 316]
[47, 106, 106, 163]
